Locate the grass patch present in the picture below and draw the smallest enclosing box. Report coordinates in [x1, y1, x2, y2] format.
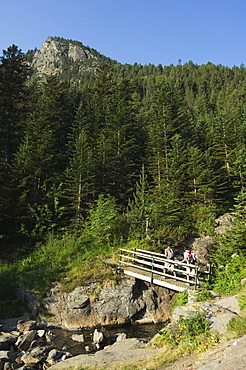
[226, 316, 246, 339]
[194, 289, 214, 302]
[212, 255, 246, 295]
[0, 232, 120, 302]
[171, 290, 188, 308]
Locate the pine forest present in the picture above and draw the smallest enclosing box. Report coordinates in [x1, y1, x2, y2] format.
[1, 39, 246, 300]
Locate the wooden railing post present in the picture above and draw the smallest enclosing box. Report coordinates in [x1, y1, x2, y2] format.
[207, 264, 211, 286]
[133, 248, 136, 265]
[119, 248, 122, 264]
[194, 265, 199, 290]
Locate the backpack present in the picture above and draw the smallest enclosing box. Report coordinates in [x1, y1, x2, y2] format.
[168, 249, 174, 259]
[187, 252, 195, 263]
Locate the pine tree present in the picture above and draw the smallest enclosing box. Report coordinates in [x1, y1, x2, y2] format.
[0, 45, 29, 172]
[0, 45, 29, 243]
[126, 164, 150, 239]
[12, 76, 75, 239]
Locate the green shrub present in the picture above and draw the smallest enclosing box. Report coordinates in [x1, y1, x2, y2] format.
[212, 256, 246, 295]
[194, 289, 214, 302]
[155, 312, 219, 353]
[171, 290, 188, 308]
[239, 291, 246, 312]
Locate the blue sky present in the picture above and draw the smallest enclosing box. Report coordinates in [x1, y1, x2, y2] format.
[1, 0, 246, 67]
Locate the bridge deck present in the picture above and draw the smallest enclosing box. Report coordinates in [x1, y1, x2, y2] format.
[123, 265, 190, 292]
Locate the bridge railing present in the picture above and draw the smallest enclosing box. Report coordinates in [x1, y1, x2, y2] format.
[118, 248, 211, 290]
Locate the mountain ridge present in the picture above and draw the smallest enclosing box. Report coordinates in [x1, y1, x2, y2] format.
[28, 36, 117, 79]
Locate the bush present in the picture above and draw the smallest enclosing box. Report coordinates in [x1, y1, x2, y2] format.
[171, 290, 188, 308]
[194, 289, 214, 302]
[154, 312, 219, 353]
[212, 255, 246, 295]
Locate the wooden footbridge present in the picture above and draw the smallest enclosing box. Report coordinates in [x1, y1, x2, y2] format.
[118, 248, 211, 292]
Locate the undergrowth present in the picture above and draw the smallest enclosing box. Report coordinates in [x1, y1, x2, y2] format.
[194, 289, 214, 302]
[0, 231, 124, 308]
[151, 311, 220, 354]
[225, 285, 246, 339]
[171, 290, 188, 308]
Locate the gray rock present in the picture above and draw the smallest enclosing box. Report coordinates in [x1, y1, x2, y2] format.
[16, 322, 37, 334]
[0, 352, 9, 361]
[70, 334, 84, 343]
[20, 347, 47, 365]
[116, 333, 127, 342]
[197, 335, 246, 370]
[191, 236, 214, 263]
[40, 278, 173, 330]
[60, 353, 72, 361]
[215, 213, 233, 235]
[31, 38, 98, 77]
[0, 317, 31, 334]
[172, 295, 240, 335]
[46, 349, 63, 366]
[92, 329, 104, 344]
[16, 331, 37, 352]
[3, 362, 13, 370]
[36, 331, 45, 339]
[0, 337, 12, 351]
[21, 362, 42, 370]
[45, 332, 57, 344]
[48, 338, 162, 370]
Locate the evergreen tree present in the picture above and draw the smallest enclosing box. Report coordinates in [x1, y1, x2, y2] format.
[0, 45, 29, 243]
[126, 164, 150, 239]
[12, 76, 75, 239]
[0, 45, 29, 172]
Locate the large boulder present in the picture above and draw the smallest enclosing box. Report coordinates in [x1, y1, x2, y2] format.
[190, 236, 214, 263]
[16, 330, 38, 352]
[40, 277, 174, 330]
[214, 213, 233, 235]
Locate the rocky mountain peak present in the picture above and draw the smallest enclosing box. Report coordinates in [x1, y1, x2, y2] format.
[31, 36, 99, 76]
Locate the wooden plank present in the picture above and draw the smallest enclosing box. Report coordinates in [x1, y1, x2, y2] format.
[123, 268, 187, 292]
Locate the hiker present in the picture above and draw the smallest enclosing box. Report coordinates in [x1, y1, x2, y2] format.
[182, 249, 196, 264]
[163, 246, 176, 276]
[164, 246, 174, 260]
[182, 249, 196, 281]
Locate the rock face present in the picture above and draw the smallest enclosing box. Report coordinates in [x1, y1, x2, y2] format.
[171, 294, 240, 335]
[214, 213, 234, 235]
[31, 37, 99, 77]
[191, 236, 215, 264]
[39, 277, 174, 330]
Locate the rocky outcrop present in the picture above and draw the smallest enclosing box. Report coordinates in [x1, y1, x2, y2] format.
[214, 213, 233, 235]
[190, 236, 215, 263]
[183, 212, 233, 264]
[169, 293, 241, 336]
[31, 37, 98, 76]
[49, 337, 162, 370]
[39, 277, 174, 330]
